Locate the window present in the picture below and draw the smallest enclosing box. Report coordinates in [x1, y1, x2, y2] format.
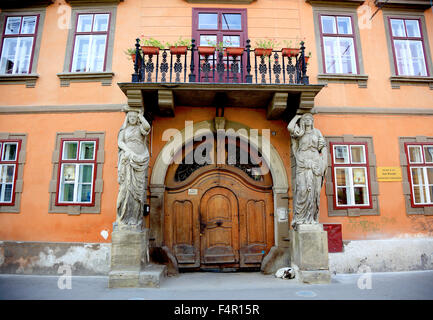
[325, 136, 379, 216]
[405, 143, 433, 206]
[0, 15, 39, 74]
[389, 18, 428, 76]
[70, 13, 110, 72]
[320, 14, 358, 74]
[331, 143, 371, 208]
[49, 131, 104, 215]
[0, 140, 21, 204]
[58, 4, 118, 87]
[57, 139, 97, 205]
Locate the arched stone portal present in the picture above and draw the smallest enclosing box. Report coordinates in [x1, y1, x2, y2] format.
[148, 119, 291, 273]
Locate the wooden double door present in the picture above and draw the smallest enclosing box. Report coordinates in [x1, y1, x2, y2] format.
[164, 168, 274, 270]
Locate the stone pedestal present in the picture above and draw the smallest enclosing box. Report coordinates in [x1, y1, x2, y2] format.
[289, 224, 331, 284]
[108, 228, 167, 288]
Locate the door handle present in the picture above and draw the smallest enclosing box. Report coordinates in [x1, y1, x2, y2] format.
[216, 220, 223, 227]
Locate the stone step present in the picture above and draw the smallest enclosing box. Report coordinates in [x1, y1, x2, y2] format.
[139, 264, 167, 288]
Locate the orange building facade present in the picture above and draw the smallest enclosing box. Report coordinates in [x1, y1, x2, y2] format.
[0, 0, 432, 276]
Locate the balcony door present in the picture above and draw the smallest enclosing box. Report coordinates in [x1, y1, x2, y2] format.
[192, 8, 248, 83]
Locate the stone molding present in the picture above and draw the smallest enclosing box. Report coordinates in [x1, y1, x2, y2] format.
[317, 73, 369, 88]
[57, 72, 115, 87]
[312, 106, 433, 115]
[306, 0, 365, 8]
[0, 1, 54, 9]
[324, 135, 380, 217]
[0, 104, 123, 114]
[0, 74, 39, 88]
[66, 0, 124, 5]
[390, 76, 433, 90]
[48, 131, 105, 215]
[0, 133, 27, 213]
[399, 136, 433, 215]
[184, 0, 255, 3]
[375, 0, 432, 10]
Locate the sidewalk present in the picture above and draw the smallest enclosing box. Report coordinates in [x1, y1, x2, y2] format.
[1, 270, 432, 300]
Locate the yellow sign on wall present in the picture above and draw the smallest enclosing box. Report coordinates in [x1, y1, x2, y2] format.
[377, 167, 402, 181]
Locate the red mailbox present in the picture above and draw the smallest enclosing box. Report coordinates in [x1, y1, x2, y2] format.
[323, 224, 343, 253]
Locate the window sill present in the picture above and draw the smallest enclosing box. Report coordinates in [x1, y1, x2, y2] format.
[185, 0, 255, 3]
[317, 73, 368, 88]
[0, 74, 39, 88]
[57, 71, 114, 87]
[390, 76, 433, 90]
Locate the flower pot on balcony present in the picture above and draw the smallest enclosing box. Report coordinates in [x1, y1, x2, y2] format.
[141, 46, 160, 55]
[130, 53, 136, 63]
[254, 48, 273, 57]
[170, 46, 188, 55]
[282, 48, 300, 58]
[304, 56, 310, 64]
[198, 46, 216, 56]
[225, 47, 245, 57]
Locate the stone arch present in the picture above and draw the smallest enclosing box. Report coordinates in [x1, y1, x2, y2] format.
[149, 119, 290, 258]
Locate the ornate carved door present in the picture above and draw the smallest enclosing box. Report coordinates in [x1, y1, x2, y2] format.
[199, 187, 239, 267]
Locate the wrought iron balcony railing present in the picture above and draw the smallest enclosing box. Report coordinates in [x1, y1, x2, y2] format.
[130, 39, 310, 85]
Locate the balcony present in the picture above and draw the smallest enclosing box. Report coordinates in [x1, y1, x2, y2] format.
[118, 39, 324, 119]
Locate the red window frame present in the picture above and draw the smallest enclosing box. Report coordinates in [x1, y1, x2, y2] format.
[387, 17, 429, 77]
[0, 14, 40, 74]
[404, 142, 433, 208]
[56, 138, 99, 207]
[192, 8, 248, 82]
[318, 13, 359, 74]
[69, 12, 111, 72]
[330, 142, 373, 210]
[0, 139, 21, 206]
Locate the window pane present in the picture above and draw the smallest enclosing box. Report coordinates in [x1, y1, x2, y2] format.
[408, 40, 427, 76]
[334, 145, 349, 163]
[1, 184, 13, 202]
[337, 16, 352, 34]
[413, 186, 427, 204]
[63, 164, 76, 182]
[2, 143, 18, 161]
[336, 168, 350, 186]
[198, 13, 218, 29]
[63, 141, 78, 160]
[321, 16, 336, 34]
[351, 145, 366, 163]
[223, 36, 240, 47]
[93, 14, 109, 32]
[5, 17, 21, 35]
[405, 20, 420, 37]
[427, 167, 433, 184]
[337, 187, 348, 205]
[87, 34, 107, 72]
[354, 187, 368, 205]
[61, 183, 74, 202]
[411, 167, 424, 185]
[424, 146, 433, 163]
[78, 184, 91, 202]
[391, 19, 405, 37]
[1, 165, 15, 183]
[80, 142, 95, 160]
[222, 13, 241, 30]
[77, 14, 93, 32]
[71, 35, 90, 72]
[0, 38, 18, 74]
[21, 16, 37, 34]
[408, 146, 422, 163]
[339, 37, 357, 74]
[199, 35, 217, 46]
[79, 165, 93, 183]
[352, 168, 366, 185]
[16, 37, 33, 74]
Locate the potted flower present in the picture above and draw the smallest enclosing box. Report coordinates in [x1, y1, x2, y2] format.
[198, 40, 217, 56]
[226, 46, 244, 57]
[304, 51, 312, 64]
[168, 37, 191, 55]
[254, 39, 279, 57]
[281, 40, 300, 58]
[125, 48, 138, 62]
[140, 37, 165, 55]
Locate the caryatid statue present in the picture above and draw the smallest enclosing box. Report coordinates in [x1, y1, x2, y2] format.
[287, 113, 327, 229]
[116, 106, 151, 230]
